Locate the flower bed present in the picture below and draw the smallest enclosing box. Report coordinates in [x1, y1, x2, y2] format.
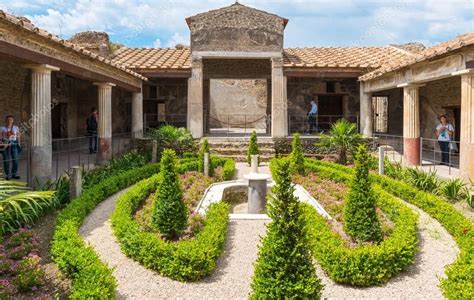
[307, 159, 474, 299]
[111, 173, 230, 281]
[270, 158, 419, 286]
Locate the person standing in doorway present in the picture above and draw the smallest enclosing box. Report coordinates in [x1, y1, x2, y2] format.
[435, 115, 454, 165]
[86, 107, 98, 154]
[308, 99, 318, 134]
[1, 115, 21, 180]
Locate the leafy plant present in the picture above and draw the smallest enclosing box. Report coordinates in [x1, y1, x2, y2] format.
[198, 138, 213, 176]
[146, 125, 195, 156]
[247, 130, 259, 166]
[384, 158, 405, 180]
[12, 255, 44, 292]
[0, 177, 55, 235]
[290, 133, 305, 175]
[404, 168, 440, 193]
[344, 145, 382, 242]
[152, 149, 187, 239]
[318, 119, 363, 164]
[251, 159, 323, 299]
[437, 178, 466, 202]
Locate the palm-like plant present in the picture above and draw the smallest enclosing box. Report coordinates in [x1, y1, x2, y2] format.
[318, 119, 363, 164]
[0, 176, 55, 235]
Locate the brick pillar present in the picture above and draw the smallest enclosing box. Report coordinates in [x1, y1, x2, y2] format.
[187, 57, 204, 138]
[460, 72, 474, 179]
[132, 82, 144, 138]
[94, 82, 115, 164]
[271, 57, 288, 138]
[359, 83, 373, 137]
[402, 84, 422, 166]
[25, 64, 59, 186]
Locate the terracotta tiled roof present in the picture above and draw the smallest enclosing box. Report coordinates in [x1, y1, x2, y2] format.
[0, 10, 147, 81]
[111, 46, 413, 71]
[360, 32, 474, 81]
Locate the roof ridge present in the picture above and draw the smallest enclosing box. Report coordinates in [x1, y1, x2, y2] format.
[387, 45, 418, 57]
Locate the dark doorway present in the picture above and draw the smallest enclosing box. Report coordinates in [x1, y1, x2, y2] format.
[51, 103, 68, 139]
[453, 107, 461, 142]
[317, 95, 343, 131]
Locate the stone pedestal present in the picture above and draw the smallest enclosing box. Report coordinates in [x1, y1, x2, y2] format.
[251, 155, 259, 173]
[244, 173, 270, 214]
[460, 72, 474, 179]
[359, 83, 373, 137]
[94, 82, 115, 164]
[69, 166, 82, 199]
[204, 152, 210, 177]
[151, 140, 158, 163]
[187, 58, 204, 138]
[132, 84, 144, 138]
[26, 64, 59, 186]
[271, 57, 288, 138]
[402, 84, 422, 166]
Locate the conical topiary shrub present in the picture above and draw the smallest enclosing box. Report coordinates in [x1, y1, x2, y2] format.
[198, 138, 213, 176]
[290, 133, 305, 175]
[247, 130, 259, 166]
[344, 144, 382, 242]
[250, 159, 323, 299]
[152, 149, 187, 239]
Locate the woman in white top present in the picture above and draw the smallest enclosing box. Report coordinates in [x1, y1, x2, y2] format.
[435, 115, 454, 165]
[1, 115, 21, 180]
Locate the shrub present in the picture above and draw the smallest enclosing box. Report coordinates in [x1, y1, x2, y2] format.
[344, 145, 382, 242]
[198, 138, 213, 176]
[302, 159, 418, 286]
[111, 174, 230, 281]
[152, 149, 188, 239]
[437, 178, 466, 202]
[12, 255, 44, 292]
[251, 160, 323, 299]
[318, 119, 363, 164]
[404, 167, 440, 193]
[247, 131, 259, 165]
[290, 133, 305, 175]
[383, 158, 405, 180]
[146, 125, 195, 156]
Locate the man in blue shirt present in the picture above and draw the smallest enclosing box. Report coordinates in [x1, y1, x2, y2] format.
[308, 100, 318, 134]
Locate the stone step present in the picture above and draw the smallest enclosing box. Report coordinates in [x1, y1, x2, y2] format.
[206, 142, 275, 149]
[214, 154, 274, 162]
[210, 147, 275, 155]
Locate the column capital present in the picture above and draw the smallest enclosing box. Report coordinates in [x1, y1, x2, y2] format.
[397, 82, 425, 89]
[93, 82, 116, 88]
[271, 57, 284, 68]
[452, 68, 474, 77]
[24, 64, 60, 74]
[191, 57, 203, 69]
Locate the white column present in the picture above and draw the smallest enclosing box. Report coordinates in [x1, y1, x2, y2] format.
[25, 64, 59, 186]
[94, 82, 115, 164]
[187, 57, 204, 138]
[359, 82, 373, 137]
[400, 83, 423, 166]
[271, 57, 288, 138]
[132, 82, 144, 138]
[460, 72, 474, 179]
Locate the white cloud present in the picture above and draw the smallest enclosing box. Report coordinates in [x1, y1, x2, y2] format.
[153, 38, 162, 48]
[165, 32, 188, 48]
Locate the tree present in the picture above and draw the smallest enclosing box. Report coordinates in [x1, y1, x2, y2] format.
[247, 130, 259, 166]
[290, 133, 305, 175]
[318, 119, 363, 164]
[198, 138, 213, 176]
[152, 149, 187, 239]
[251, 159, 323, 299]
[344, 144, 382, 242]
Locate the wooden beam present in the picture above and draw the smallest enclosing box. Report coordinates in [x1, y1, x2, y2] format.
[0, 41, 141, 92]
[137, 70, 191, 78]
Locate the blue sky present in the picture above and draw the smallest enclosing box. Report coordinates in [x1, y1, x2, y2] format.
[0, 0, 473, 48]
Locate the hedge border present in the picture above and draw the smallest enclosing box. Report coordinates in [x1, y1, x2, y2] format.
[310, 159, 474, 299]
[111, 174, 230, 281]
[270, 158, 419, 286]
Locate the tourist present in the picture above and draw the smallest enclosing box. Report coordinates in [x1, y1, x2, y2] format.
[435, 115, 454, 165]
[1, 115, 21, 180]
[86, 107, 98, 154]
[308, 99, 318, 134]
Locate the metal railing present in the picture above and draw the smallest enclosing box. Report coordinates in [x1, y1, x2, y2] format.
[373, 133, 404, 162]
[288, 115, 359, 135]
[420, 137, 460, 175]
[206, 114, 271, 136]
[144, 114, 187, 133]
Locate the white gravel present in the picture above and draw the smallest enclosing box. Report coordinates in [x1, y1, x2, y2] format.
[79, 190, 267, 299]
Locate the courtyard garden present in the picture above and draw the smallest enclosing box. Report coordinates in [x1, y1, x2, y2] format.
[0, 123, 473, 299]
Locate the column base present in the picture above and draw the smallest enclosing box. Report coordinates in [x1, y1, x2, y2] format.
[31, 145, 52, 187]
[99, 137, 112, 165]
[404, 137, 421, 166]
[460, 143, 474, 180]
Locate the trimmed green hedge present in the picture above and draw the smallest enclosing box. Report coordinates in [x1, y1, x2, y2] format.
[212, 156, 236, 181]
[111, 174, 230, 281]
[301, 159, 418, 286]
[309, 159, 474, 299]
[51, 163, 160, 299]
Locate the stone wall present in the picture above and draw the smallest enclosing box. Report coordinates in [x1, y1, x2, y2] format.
[203, 59, 271, 79]
[188, 3, 285, 52]
[68, 31, 111, 57]
[0, 60, 30, 126]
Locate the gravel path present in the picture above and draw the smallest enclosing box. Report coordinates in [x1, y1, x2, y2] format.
[318, 201, 459, 299]
[79, 189, 267, 299]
